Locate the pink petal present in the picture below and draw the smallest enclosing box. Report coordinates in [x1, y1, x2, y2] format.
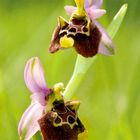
[92, 0, 103, 9]
[24, 57, 48, 93]
[24, 59, 40, 93]
[24, 57, 52, 105]
[98, 43, 114, 55]
[86, 8, 106, 19]
[64, 6, 76, 15]
[31, 92, 47, 106]
[85, 0, 103, 9]
[25, 57, 51, 91]
[18, 103, 45, 140]
[32, 58, 48, 92]
[93, 20, 115, 55]
[84, 0, 93, 8]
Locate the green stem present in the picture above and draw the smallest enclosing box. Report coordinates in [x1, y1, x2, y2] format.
[63, 56, 96, 100]
[63, 4, 128, 100]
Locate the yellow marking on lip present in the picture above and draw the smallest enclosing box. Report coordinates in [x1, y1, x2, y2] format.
[60, 35, 74, 49]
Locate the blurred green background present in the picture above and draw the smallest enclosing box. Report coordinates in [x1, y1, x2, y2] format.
[0, 0, 140, 140]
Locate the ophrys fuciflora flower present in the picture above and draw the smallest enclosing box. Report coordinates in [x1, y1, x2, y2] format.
[18, 57, 85, 140]
[49, 0, 115, 57]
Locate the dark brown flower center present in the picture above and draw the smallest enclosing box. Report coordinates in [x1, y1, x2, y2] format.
[38, 100, 85, 140]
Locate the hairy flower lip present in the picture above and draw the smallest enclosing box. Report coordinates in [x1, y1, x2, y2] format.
[38, 100, 85, 140]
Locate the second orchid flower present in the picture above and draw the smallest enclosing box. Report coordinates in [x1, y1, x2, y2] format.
[18, 57, 85, 140]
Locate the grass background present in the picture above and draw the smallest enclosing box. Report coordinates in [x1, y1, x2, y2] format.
[0, 0, 140, 139]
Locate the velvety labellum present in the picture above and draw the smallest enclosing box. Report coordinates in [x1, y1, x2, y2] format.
[49, 16, 101, 57]
[38, 100, 85, 140]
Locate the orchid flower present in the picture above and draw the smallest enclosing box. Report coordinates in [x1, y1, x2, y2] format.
[49, 0, 115, 57]
[18, 57, 52, 140]
[18, 57, 85, 140]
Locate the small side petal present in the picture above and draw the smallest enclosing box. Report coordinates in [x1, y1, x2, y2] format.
[94, 20, 115, 55]
[18, 103, 45, 140]
[24, 57, 49, 94]
[92, 0, 103, 9]
[64, 6, 76, 15]
[85, 0, 103, 9]
[84, 0, 94, 8]
[98, 43, 114, 55]
[87, 8, 106, 19]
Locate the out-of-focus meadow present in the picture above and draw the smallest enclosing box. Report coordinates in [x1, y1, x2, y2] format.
[0, 0, 140, 139]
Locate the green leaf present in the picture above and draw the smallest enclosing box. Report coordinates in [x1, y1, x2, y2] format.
[107, 4, 128, 37]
